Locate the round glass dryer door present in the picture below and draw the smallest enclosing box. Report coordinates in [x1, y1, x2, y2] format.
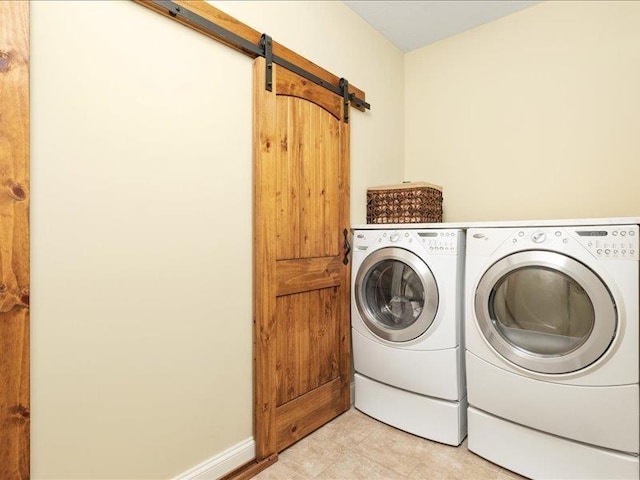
[355, 247, 439, 342]
[474, 251, 617, 374]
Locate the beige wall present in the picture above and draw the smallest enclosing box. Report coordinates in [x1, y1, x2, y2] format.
[31, 1, 403, 479]
[405, 1, 640, 222]
[211, 0, 405, 223]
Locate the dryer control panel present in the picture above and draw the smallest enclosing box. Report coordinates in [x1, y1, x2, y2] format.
[468, 225, 639, 261]
[571, 225, 639, 260]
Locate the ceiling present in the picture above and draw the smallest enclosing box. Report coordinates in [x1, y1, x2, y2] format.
[343, 1, 542, 53]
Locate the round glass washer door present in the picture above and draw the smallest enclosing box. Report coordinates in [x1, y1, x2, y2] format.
[355, 247, 439, 342]
[475, 250, 617, 374]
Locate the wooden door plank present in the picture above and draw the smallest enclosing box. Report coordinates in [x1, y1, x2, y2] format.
[295, 293, 311, 399]
[275, 294, 295, 406]
[324, 119, 341, 257]
[274, 377, 344, 452]
[133, 0, 367, 109]
[338, 104, 352, 410]
[253, 57, 278, 460]
[320, 287, 341, 385]
[0, 2, 30, 479]
[275, 97, 300, 261]
[275, 257, 342, 297]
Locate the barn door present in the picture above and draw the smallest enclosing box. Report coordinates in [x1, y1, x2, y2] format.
[0, 2, 30, 478]
[254, 57, 351, 458]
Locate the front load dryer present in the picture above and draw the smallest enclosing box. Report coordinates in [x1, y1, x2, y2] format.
[351, 228, 466, 445]
[465, 224, 639, 479]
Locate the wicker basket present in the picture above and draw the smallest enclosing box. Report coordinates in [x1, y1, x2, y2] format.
[366, 182, 443, 224]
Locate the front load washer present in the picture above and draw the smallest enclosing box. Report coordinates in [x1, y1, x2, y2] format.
[465, 224, 639, 479]
[351, 228, 466, 445]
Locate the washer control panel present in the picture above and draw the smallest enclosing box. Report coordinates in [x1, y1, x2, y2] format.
[352, 229, 462, 255]
[418, 229, 461, 254]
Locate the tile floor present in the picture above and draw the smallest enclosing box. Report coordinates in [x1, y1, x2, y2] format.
[255, 408, 527, 480]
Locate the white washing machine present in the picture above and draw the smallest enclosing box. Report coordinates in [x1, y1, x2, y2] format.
[351, 228, 466, 446]
[465, 224, 639, 479]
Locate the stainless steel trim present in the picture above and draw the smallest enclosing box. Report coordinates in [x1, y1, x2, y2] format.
[474, 250, 617, 374]
[355, 247, 439, 342]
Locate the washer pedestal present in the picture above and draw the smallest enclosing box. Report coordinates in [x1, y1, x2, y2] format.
[468, 407, 640, 480]
[354, 373, 467, 446]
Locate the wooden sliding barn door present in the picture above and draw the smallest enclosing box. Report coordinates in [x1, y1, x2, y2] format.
[0, 2, 30, 479]
[254, 57, 351, 458]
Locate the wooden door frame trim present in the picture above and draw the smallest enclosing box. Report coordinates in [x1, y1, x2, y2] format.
[0, 2, 30, 478]
[253, 56, 278, 461]
[133, 0, 367, 112]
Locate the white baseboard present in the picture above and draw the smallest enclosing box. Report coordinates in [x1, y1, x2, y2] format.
[175, 437, 255, 480]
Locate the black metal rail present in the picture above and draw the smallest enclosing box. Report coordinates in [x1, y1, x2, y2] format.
[152, 0, 371, 122]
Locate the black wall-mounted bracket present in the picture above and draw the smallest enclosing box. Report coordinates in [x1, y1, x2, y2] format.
[260, 34, 273, 92]
[339, 78, 350, 123]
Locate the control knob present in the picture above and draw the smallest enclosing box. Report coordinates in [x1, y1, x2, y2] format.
[531, 231, 547, 243]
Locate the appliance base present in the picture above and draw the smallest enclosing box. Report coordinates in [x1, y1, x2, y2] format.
[468, 407, 640, 480]
[354, 373, 467, 446]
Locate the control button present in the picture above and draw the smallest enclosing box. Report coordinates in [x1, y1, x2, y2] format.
[630, 231, 635, 236]
[588, 242, 593, 247]
[390, 234, 400, 242]
[622, 250, 627, 254]
[613, 231, 618, 236]
[605, 249, 611, 255]
[512, 239, 517, 243]
[405, 232, 409, 237]
[631, 250, 635, 255]
[518, 231, 524, 237]
[597, 249, 602, 254]
[383, 233, 387, 237]
[532, 231, 547, 243]
[614, 250, 618, 254]
[563, 238, 568, 243]
[621, 231, 627, 236]
[555, 231, 561, 237]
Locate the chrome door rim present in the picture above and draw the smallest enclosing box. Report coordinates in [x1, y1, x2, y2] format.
[355, 247, 439, 342]
[475, 250, 617, 374]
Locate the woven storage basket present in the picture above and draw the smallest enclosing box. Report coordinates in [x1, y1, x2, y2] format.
[366, 182, 443, 224]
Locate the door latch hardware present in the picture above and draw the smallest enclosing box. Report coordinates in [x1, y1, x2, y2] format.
[343, 228, 351, 265]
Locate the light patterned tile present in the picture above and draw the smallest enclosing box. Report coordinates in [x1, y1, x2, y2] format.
[497, 467, 530, 480]
[311, 408, 389, 448]
[407, 461, 461, 480]
[315, 449, 405, 480]
[276, 432, 351, 478]
[253, 459, 308, 480]
[406, 444, 500, 480]
[451, 440, 502, 474]
[348, 421, 446, 476]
